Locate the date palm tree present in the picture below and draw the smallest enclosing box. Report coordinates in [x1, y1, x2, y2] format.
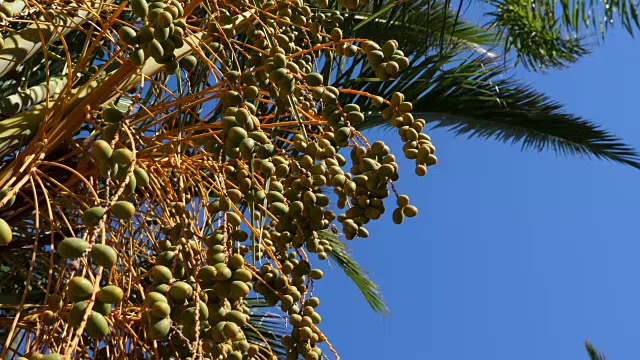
[0, 0, 637, 358]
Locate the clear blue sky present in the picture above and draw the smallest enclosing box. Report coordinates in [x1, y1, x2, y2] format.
[313, 22, 640, 360]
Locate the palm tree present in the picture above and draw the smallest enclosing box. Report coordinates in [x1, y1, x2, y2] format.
[0, 0, 637, 358]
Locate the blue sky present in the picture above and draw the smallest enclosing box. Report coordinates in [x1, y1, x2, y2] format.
[312, 22, 640, 360]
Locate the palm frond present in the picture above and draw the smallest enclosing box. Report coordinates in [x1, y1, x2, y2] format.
[244, 299, 289, 358]
[0, 77, 68, 116]
[0, 5, 100, 78]
[347, 0, 500, 56]
[346, 53, 640, 168]
[486, 0, 590, 71]
[486, 0, 640, 71]
[320, 1, 640, 168]
[585, 340, 607, 360]
[356, 0, 500, 52]
[318, 230, 388, 315]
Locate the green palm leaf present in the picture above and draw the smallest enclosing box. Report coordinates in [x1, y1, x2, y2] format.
[244, 299, 289, 358]
[323, 0, 640, 168]
[585, 341, 607, 360]
[486, 0, 640, 71]
[490, 0, 640, 39]
[485, 0, 591, 71]
[318, 230, 388, 315]
[353, 55, 640, 167]
[347, 0, 500, 54]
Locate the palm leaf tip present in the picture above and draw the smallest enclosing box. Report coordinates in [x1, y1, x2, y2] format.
[584, 340, 607, 360]
[318, 230, 388, 315]
[434, 111, 640, 169]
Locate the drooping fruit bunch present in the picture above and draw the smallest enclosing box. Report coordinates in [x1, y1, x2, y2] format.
[0, 0, 436, 358]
